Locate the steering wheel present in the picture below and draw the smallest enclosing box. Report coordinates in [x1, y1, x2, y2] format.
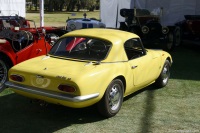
[89, 40, 107, 54]
[12, 30, 31, 51]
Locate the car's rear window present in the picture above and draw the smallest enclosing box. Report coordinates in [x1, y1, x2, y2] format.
[49, 37, 112, 61]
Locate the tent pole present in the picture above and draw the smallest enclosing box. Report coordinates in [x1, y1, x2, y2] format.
[99, 0, 101, 20]
[134, 0, 136, 16]
[134, 0, 136, 7]
[39, 0, 44, 27]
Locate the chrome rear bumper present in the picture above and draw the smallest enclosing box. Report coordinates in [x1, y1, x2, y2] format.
[5, 81, 99, 102]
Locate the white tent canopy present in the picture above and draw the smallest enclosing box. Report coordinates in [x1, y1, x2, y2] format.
[0, 0, 25, 17]
[100, 0, 200, 28]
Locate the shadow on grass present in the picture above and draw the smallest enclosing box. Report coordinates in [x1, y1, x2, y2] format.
[170, 44, 200, 81]
[0, 93, 104, 133]
[140, 90, 155, 133]
[0, 85, 158, 133]
[124, 84, 158, 133]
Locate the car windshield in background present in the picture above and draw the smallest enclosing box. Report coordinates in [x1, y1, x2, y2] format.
[49, 37, 112, 61]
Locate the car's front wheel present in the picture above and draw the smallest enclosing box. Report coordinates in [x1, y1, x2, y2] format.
[174, 27, 182, 46]
[97, 79, 124, 117]
[0, 59, 9, 92]
[155, 60, 171, 88]
[163, 32, 174, 51]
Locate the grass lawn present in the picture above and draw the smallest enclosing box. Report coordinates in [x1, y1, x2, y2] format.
[25, 11, 100, 27]
[0, 12, 200, 133]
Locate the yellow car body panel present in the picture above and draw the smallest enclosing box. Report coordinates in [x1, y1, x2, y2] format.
[8, 56, 132, 107]
[6, 28, 172, 109]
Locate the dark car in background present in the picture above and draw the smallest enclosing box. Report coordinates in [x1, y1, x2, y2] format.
[175, 15, 200, 46]
[119, 8, 174, 51]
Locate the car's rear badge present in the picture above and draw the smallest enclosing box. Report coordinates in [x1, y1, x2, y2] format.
[56, 76, 71, 80]
[30, 75, 50, 88]
[36, 75, 44, 78]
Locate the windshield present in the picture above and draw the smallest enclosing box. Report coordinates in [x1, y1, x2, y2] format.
[0, 16, 31, 29]
[49, 37, 112, 61]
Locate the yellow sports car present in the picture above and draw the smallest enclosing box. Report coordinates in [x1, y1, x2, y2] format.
[6, 28, 172, 117]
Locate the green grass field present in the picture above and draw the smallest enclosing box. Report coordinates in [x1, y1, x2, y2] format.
[25, 11, 100, 27]
[0, 12, 199, 133]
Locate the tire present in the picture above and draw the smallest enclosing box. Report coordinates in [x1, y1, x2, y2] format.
[97, 79, 124, 117]
[163, 32, 174, 51]
[174, 27, 182, 46]
[155, 60, 171, 88]
[0, 59, 10, 92]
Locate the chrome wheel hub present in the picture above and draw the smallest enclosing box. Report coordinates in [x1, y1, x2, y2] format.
[162, 65, 169, 84]
[109, 84, 121, 111]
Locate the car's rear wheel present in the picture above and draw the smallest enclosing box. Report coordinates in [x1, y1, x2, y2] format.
[155, 60, 171, 88]
[97, 79, 124, 117]
[163, 32, 174, 51]
[174, 27, 182, 46]
[0, 59, 9, 92]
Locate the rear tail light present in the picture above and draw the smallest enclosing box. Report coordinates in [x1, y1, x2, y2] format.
[58, 84, 76, 93]
[10, 74, 24, 82]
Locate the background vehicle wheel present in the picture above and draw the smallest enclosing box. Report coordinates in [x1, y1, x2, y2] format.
[0, 59, 10, 92]
[163, 32, 174, 51]
[174, 27, 182, 46]
[97, 79, 124, 117]
[155, 60, 171, 88]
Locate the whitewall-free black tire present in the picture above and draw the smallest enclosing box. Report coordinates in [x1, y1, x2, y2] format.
[97, 79, 124, 117]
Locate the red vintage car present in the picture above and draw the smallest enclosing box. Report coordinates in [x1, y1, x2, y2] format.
[0, 15, 67, 92]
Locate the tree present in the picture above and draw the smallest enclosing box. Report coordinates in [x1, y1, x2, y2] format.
[67, 0, 78, 11]
[45, 0, 67, 12]
[85, 0, 97, 11]
[26, 0, 99, 12]
[32, 0, 38, 11]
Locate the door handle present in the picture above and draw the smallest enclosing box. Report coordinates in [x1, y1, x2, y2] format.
[131, 65, 138, 69]
[36, 49, 42, 53]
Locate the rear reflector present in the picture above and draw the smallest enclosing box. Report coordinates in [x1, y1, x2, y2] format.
[58, 84, 76, 93]
[10, 74, 24, 82]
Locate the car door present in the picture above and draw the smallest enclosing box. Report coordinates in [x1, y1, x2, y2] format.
[124, 38, 160, 87]
[16, 36, 50, 64]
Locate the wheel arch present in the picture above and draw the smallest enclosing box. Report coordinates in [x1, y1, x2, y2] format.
[166, 56, 172, 66]
[156, 55, 172, 79]
[113, 75, 126, 93]
[0, 52, 14, 68]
